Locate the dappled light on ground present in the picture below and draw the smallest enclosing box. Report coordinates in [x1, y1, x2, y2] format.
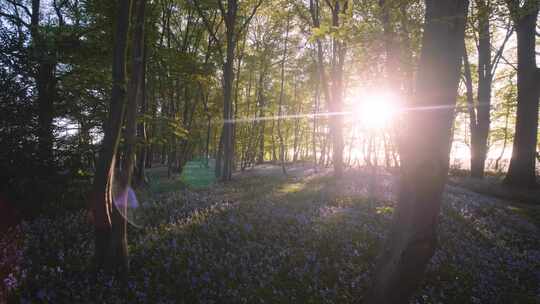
[1, 165, 539, 303]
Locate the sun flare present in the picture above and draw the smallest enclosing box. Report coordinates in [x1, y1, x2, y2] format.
[354, 92, 400, 129]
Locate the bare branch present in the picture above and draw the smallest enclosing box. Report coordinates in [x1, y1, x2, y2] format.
[324, 0, 334, 12]
[0, 11, 30, 27]
[4, 0, 31, 18]
[238, 0, 264, 36]
[192, 0, 224, 60]
[490, 23, 514, 76]
[217, 0, 226, 20]
[497, 53, 518, 71]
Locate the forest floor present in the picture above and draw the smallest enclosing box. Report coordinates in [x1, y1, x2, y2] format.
[1, 163, 539, 303]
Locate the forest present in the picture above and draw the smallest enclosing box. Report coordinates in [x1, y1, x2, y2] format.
[1, 0, 539, 303]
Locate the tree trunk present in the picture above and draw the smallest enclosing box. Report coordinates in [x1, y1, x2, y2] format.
[255, 61, 268, 165]
[365, 0, 468, 302]
[220, 0, 238, 181]
[292, 82, 302, 163]
[380, 0, 400, 90]
[495, 103, 511, 171]
[136, 33, 148, 186]
[31, 0, 57, 173]
[215, 130, 224, 177]
[112, 0, 146, 279]
[504, 1, 539, 188]
[312, 72, 320, 167]
[309, 0, 338, 176]
[470, 0, 491, 178]
[125, 0, 146, 186]
[277, 15, 291, 175]
[270, 117, 277, 162]
[90, 0, 131, 276]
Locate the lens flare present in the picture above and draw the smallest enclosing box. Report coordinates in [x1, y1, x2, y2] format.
[113, 183, 142, 228]
[354, 92, 400, 129]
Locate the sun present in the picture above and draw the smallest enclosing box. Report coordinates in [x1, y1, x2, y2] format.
[353, 92, 400, 129]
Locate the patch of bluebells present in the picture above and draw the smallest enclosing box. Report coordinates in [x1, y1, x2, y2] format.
[0, 172, 539, 303]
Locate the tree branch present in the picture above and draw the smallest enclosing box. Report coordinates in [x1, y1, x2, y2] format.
[238, 0, 264, 36]
[490, 23, 513, 76]
[497, 53, 518, 71]
[192, 0, 224, 60]
[217, 0, 226, 20]
[0, 11, 30, 27]
[4, 0, 32, 18]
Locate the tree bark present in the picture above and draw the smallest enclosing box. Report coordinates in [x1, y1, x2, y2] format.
[89, 0, 131, 276]
[504, 0, 539, 188]
[135, 33, 148, 186]
[31, 0, 57, 173]
[256, 67, 267, 164]
[220, 0, 238, 181]
[309, 0, 347, 175]
[277, 14, 291, 175]
[312, 68, 320, 167]
[124, 0, 146, 185]
[468, 0, 492, 178]
[365, 0, 468, 302]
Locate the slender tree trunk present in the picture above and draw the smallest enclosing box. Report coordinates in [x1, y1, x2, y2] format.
[292, 84, 302, 163]
[463, 45, 480, 171]
[319, 129, 327, 166]
[136, 36, 148, 186]
[277, 15, 291, 175]
[270, 117, 277, 162]
[222, 50, 234, 180]
[215, 130, 224, 177]
[125, 0, 146, 186]
[365, 1, 468, 302]
[380, 0, 400, 90]
[310, 0, 334, 172]
[328, 1, 347, 177]
[31, 0, 57, 173]
[111, 0, 146, 279]
[495, 104, 511, 171]
[504, 1, 539, 188]
[312, 90, 319, 166]
[220, 0, 238, 181]
[256, 69, 266, 164]
[470, 0, 491, 178]
[90, 0, 131, 276]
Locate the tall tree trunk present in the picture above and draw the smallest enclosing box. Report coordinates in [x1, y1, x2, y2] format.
[215, 130, 224, 177]
[218, 0, 244, 181]
[380, 0, 399, 90]
[495, 103, 511, 171]
[270, 117, 277, 162]
[111, 0, 145, 279]
[462, 45, 479, 169]
[256, 69, 266, 164]
[292, 81, 302, 163]
[257, 120, 265, 164]
[136, 34, 148, 186]
[365, 0, 468, 302]
[312, 74, 320, 167]
[504, 1, 539, 188]
[222, 48, 234, 180]
[90, 0, 131, 276]
[309, 0, 333, 171]
[31, 0, 57, 173]
[470, 0, 491, 178]
[327, 1, 347, 177]
[277, 14, 291, 175]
